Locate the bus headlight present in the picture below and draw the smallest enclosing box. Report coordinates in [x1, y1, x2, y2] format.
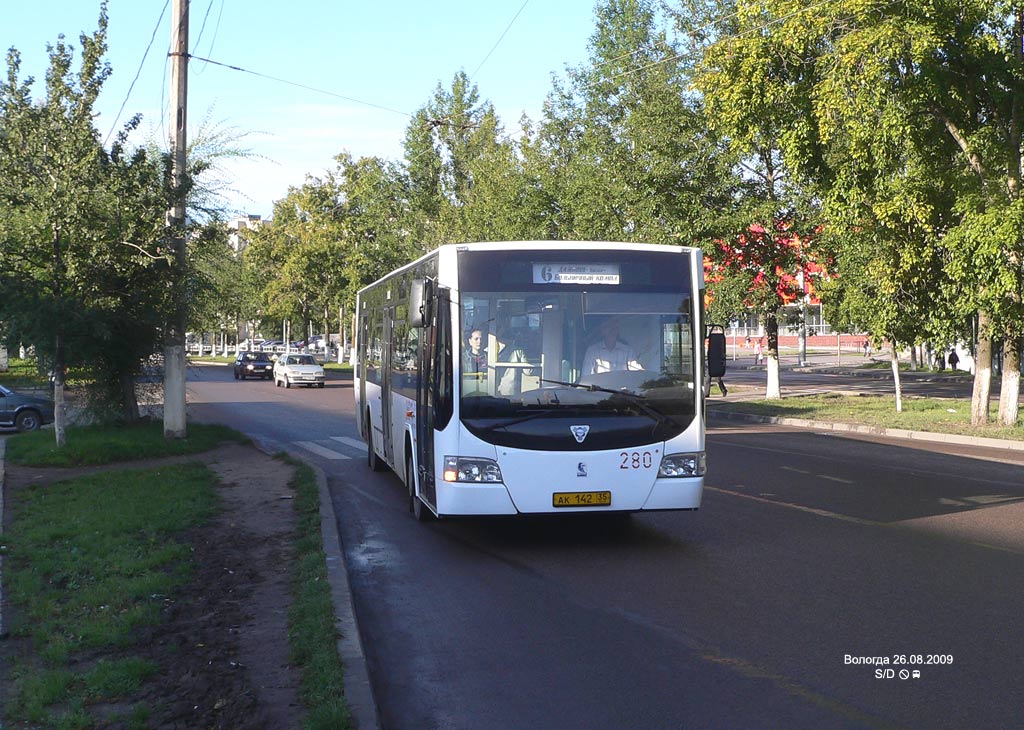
[658, 452, 706, 478]
[443, 456, 503, 483]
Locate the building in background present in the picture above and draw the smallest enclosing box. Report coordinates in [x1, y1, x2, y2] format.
[227, 214, 262, 254]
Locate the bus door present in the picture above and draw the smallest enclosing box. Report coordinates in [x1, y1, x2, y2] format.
[381, 305, 395, 465]
[416, 286, 451, 511]
[358, 312, 370, 441]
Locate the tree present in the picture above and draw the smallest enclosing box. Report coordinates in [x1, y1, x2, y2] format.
[691, 0, 1024, 425]
[707, 220, 824, 399]
[539, 0, 735, 243]
[0, 7, 122, 442]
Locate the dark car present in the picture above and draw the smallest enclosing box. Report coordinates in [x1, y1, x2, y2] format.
[0, 383, 55, 432]
[233, 351, 274, 380]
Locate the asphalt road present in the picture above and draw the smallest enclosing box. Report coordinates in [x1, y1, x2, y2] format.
[186, 364, 1024, 730]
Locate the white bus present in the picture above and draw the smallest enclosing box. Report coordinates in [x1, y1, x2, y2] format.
[355, 241, 726, 520]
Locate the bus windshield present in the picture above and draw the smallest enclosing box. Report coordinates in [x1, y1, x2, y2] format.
[457, 249, 697, 450]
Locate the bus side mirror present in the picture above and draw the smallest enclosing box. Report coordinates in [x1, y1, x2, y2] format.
[707, 331, 727, 378]
[409, 278, 432, 328]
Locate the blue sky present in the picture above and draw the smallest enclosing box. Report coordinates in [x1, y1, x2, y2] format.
[3, 0, 600, 218]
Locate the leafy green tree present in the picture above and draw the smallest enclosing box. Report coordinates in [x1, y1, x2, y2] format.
[538, 0, 735, 244]
[403, 71, 524, 244]
[0, 6, 133, 442]
[692, 0, 1023, 425]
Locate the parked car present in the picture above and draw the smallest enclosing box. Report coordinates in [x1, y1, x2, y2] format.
[233, 351, 274, 380]
[273, 353, 326, 388]
[0, 383, 55, 432]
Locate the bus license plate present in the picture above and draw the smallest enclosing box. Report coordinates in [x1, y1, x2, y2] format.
[553, 491, 611, 507]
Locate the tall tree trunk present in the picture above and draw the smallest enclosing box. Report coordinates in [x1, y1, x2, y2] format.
[971, 311, 993, 425]
[998, 334, 1021, 426]
[53, 333, 67, 447]
[890, 340, 903, 413]
[120, 371, 140, 423]
[909, 344, 918, 371]
[765, 312, 781, 399]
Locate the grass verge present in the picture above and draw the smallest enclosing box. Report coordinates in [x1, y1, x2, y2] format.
[282, 455, 350, 730]
[5, 421, 247, 467]
[0, 358, 49, 389]
[711, 394, 1024, 440]
[1, 462, 218, 728]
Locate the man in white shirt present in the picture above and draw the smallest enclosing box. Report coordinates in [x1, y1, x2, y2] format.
[581, 317, 644, 375]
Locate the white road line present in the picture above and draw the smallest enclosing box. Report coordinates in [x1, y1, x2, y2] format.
[706, 486, 883, 526]
[330, 436, 368, 452]
[294, 441, 351, 460]
[819, 474, 855, 484]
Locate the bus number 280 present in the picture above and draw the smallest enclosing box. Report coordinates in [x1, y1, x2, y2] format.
[620, 451, 654, 469]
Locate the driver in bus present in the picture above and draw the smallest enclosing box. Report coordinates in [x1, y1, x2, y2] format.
[581, 316, 644, 375]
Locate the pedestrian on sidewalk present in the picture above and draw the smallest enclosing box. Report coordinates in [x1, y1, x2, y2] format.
[753, 339, 762, 365]
[862, 338, 870, 357]
[948, 349, 960, 371]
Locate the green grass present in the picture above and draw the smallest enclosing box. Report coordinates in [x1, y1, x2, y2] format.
[712, 394, 1024, 440]
[284, 456, 351, 730]
[0, 357, 51, 389]
[187, 354, 235, 363]
[1, 462, 218, 727]
[5, 421, 248, 467]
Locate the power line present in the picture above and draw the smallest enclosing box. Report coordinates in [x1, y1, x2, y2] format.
[103, 0, 171, 146]
[470, 0, 530, 81]
[193, 0, 227, 73]
[192, 0, 216, 52]
[188, 54, 413, 118]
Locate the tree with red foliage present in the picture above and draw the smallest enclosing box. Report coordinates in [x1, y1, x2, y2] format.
[706, 218, 826, 399]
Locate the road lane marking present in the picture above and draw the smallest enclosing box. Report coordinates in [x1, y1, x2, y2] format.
[708, 486, 1024, 555]
[781, 465, 853, 484]
[294, 441, 351, 460]
[330, 436, 368, 452]
[714, 440, 1023, 488]
[706, 486, 882, 526]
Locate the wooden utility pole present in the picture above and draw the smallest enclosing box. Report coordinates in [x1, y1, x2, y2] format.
[164, 0, 189, 438]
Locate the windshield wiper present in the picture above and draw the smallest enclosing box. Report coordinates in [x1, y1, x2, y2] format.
[539, 378, 673, 432]
[468, 408, 561, 432]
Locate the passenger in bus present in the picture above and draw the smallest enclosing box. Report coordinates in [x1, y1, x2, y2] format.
[463, 329, 487, 375]
[495, 324, 533, 396]
[581, 317, 644, 375]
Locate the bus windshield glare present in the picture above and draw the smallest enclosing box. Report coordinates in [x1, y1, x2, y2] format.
[457, 249, 697, 451]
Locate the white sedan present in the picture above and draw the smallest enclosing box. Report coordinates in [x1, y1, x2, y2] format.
[273, 354, 326, 388]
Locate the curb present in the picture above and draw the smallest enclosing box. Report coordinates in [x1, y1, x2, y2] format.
[248, 440, 380, 730]
[310, 462, 380, 730]
[708, 409, 1024, 452]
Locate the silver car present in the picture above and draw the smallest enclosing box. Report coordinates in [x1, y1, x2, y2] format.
[273, 354, 326, 388]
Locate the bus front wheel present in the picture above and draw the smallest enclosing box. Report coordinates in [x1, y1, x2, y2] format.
[407, 457, 432, 522]
[366, 413, 385, 472]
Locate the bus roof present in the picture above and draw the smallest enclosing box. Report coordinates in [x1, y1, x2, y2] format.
[357, 241, 701, 295]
